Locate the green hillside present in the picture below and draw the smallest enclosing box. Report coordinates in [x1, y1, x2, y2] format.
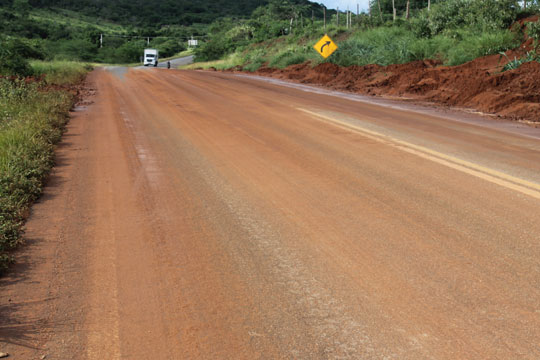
[190, 0, 539, 71]
[28, 0, 272, 26]
[0, 0, 327, 66]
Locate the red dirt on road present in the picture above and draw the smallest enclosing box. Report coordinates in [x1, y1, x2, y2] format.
[1, 68, 540, 359]
[245, 35, 540, 122]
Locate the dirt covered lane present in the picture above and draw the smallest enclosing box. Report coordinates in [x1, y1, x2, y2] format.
[1, 68, 540, 359]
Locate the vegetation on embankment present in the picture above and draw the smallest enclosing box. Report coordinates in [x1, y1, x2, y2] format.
[185, 0, 540, 122]
[192, 0, 539, 71]
[0, 61, 91, 273]
[1, 0, 310, 65]
[0, 2, 201, 64]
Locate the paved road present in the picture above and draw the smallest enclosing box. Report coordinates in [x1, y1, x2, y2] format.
[136, 55, 194, 69]
[168, 54, 194, 67]
[1, 67, 540, 359]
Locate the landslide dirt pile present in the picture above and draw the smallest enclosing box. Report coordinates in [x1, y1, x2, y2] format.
[252, 54, 540, 122]
[222, 16, 540, 122]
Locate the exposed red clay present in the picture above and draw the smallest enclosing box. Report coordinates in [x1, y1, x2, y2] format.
[246, 56, 540, 122]
[226, 22, 540, 123]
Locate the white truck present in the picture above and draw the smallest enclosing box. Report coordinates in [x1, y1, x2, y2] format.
[143, 48, 159, 67]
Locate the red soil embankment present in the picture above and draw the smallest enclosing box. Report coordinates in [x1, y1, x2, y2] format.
[221, 16, 540, 122]
[251, 53, 540, 122]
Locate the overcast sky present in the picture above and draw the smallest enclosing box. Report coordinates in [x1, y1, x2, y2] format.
[318, 0, 371, 12]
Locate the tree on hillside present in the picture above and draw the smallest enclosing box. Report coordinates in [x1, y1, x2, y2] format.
[406, 0, 410, 18]
[27, 0, 274, 26]
[370, 0, 441, 21]
[13, 0, 31, 17]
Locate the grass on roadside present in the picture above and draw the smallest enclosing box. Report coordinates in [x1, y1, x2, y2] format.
[160, 48, 195, 62]
[180, 52, 243, 70]
[0, 61, 90, 273]
[188, 23, 521, 72]
[328, 27, 521, 67]
[30, 60, 92, 85]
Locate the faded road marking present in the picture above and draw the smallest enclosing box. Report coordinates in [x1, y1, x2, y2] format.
[299, 108, 540, 200]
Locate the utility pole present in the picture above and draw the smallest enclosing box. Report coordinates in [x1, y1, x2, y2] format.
[392, 0, 396, 21]
[323, 7, 326, 31]
[100, 33, 103, 48]
[406, 0, 410, 19]
[147, 37, 150, 46]
[289, 17, 293, 35]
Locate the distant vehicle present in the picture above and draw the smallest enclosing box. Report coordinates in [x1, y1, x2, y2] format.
[143, 48, 159, 67]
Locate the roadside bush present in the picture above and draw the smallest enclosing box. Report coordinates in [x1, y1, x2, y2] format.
[466, 0, 520, 31]
[331, 27, 417, 67]
[410, 15, 432, 38]
[243, 58, 265, 72]
[241, 47, 267, 71]
[195, 38, 235, 61]
[0, 38, 34, 76]
[7, 38, 45, 60]
[501, 51, 540, 71]
[31, 60, 92, 85]
[268, 47, 313, 68]
[428, 0, 519, 35]
[328, 25, 519, 67]
[0, 62, 89, 274]
[445, 29, 520, 65]
[281, 53, 310, 67]
[114, 40, 146, 63]
[528, 20, 540, 51]
[154, 39, 186, 58]
[330, 40, 376, 67]
[407, 36, 447, 61]
[46, 39, 97, 61]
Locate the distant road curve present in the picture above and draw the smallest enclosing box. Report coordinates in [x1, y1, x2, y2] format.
[135, 55, 194, 69]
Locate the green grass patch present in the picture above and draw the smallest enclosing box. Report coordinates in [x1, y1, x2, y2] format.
[444, 29, 521, 65]
[330, 26, 520, 67]
[29, 7, 125, 34]
[500, 51, 540, 71]
[0, 62, 90, 274]
[30, 60, 92, 85]
[266, 43, 319, 69]
[160, 49, 195, 62]
[180, 52, 243, 70]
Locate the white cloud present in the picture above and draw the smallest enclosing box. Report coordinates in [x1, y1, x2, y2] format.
[317, 0, 371, 12]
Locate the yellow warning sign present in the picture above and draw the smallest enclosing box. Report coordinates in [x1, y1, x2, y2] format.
[314, 34, 338, 59]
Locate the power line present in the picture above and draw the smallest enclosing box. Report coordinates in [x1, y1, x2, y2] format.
[99, 33, 208, 47]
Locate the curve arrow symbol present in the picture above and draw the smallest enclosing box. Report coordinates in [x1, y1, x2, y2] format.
[320, 41, 331, 53]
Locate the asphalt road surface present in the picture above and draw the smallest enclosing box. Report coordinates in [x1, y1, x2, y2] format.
[136, 55, 194, 69]
[1, 67, 540, 359]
